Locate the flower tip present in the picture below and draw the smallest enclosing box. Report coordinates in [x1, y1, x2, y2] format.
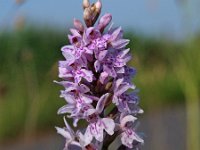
[83, 0, 90, 9]
[95, 0, 102, 11]
[73, 18, 84, 32]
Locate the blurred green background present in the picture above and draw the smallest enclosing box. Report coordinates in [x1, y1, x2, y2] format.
[0, 0, 199, 150]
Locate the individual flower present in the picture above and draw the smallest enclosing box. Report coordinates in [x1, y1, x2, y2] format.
[120, 115, 144, 149]
[112, 78, 135, 105]
[84, 93, 115, 143]
[117, 91, 144, 115]
[56, 117, 85, 149]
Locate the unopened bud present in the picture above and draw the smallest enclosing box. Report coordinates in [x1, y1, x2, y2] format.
[94, 0, 102, 13]
[83, 8, 93, 27]
[73, 19, 84, 33]
[90, 0, 102, 26]
[83, 0, 102, 27]
[98, 13, 112, 32]
[83, 0, 90, 9]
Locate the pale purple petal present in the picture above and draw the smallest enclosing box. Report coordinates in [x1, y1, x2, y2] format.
[64, 117, 75, 135]
[96, 93, 110, 114]
[61, 45, 74, 52]
[121, 130, 144, 148]
[86, 27, 101, 40]
[111, 39, 130, 49]
[55, 127, 72, 140]
[79, 94, 93, 103]
[73, 18, 84, 32]
[121, 115, 137, 128]
[101, 118, 115, 135]
[81, 69, 94, 82]
[54, 81, 77, 92]
[84, 126, 94, 145]
[103, 65, 117, 78]
[118, 48, 130, 58]
[99, 72, 109, 84]
[116, 83, 135, 96]
[115, 67, 125, 74]
[57, 104, 74, 114]
[79, 84, 90, 93]
[58, 67, 73, 78]
[121, 132, 134, 148]
[112, 95, 119, 105]
[62, 51, 76, 65]
[110, 27, 122, 41]
[60, 91, 75, 104]
[68, 34, 82, 46]
[94, 60, 101, 72]
[98, 50, 108, 61]
[98, 13, 112, 32]
[89, 123, 104, 142]
[114, 78, 124, 91]
[70, 28, 82, 37]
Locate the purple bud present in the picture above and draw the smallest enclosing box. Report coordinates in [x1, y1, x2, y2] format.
[98, 13, 112, 32]
[73, 19, 84, 32]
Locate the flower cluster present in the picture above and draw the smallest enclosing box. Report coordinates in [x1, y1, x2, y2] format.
[55, 0, 144, 149]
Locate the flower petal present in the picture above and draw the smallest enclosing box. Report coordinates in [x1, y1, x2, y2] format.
[89, 123, 104, 142]
[84, 126, 94, 146]
[73, 18, 84, 32]
[96, 93, 110, 114]
[102, 118, 115, 135]
[64, 117, 75, 135]
[54, 81, 77, 92]
[111, 39, 130, 49]
[81, 69, 93, 82]
[57, 104, 74, 114]
[98, 13, 112, 32]
[116, 83, 135, 96]
[121, 132, 134, 148]
[98, 50, 108, 61]
[60, 91, 75, 104]
[61, 47, 76, 65]
[99, 72, 109, 84]
[55, 127, 72, 140]
[121, 115, 137, 128]
[110, 27, 122, 41]
[79, 94, 93, 103]
[79, 84, 90, 93]
[103, 65, 117, 78]
[94, 60, 101, 72]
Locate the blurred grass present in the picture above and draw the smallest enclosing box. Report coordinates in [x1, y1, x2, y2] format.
[0, 28, 199, 148]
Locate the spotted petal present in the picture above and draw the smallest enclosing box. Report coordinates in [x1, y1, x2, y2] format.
[96, 93, 110, 114]
[102, 118, 115, 135]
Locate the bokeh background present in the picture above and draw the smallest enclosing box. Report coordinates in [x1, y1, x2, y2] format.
[0, 0, 200, 150]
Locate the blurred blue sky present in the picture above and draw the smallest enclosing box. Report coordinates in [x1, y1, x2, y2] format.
[0, 0, 199, 39]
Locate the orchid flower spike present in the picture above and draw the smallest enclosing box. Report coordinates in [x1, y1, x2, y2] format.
[55, 0, 144, 149]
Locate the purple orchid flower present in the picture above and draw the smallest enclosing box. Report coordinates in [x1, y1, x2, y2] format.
[56, 117, 85, 149]
[119, 115, 144, 149]
[118, 91, 144, 115]
[84, 93, 115, 143]
[112, 78, 135, 105]
[55, 0, 144, 149]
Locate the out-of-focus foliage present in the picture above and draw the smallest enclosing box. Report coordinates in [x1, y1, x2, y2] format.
[0, 28, 199, 141]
